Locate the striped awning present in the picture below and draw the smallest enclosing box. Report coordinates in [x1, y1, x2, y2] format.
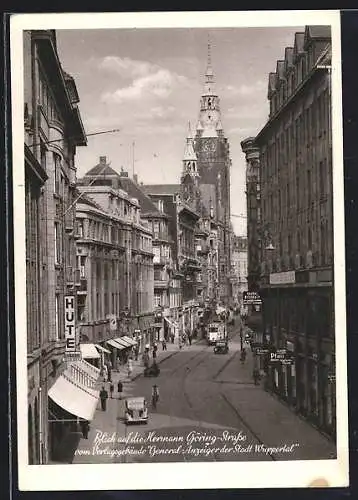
[94, 344, 111, 354]
[80, 343, 101, 359]
[48, 373, 99, 421]
[106, 338, 127, 350]
[113, 336, 134, 348]
[121, 335, 137, 346]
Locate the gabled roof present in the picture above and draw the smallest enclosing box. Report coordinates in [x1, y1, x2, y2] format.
[85, 163, 120, 177]
[117, 177, 164, 217]
[304, 25, 331, 45]
[276, 60, 286, 83]
[143, 184, 181, 196]
[267, 72, 277, 98]
[75, 188, 106, 212]
[293, 32, 305, 61]
[284, 47, 294, 72]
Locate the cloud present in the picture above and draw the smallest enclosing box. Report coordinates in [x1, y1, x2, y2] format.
[98, 56, 190, 104]
[99, 56, 157, 78]
[224, 80, 266, 97]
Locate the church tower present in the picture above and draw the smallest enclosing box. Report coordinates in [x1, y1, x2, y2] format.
[193, 37, 232, 304]
[180, 122, 201, 213]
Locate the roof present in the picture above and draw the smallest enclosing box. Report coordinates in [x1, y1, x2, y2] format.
[85, 163, 120, 177]
[293, 32, 305, 60]
[117, 177, 164, 217]
[74, 188, 103, 211]
[305, 25, 331, 40]
[284, 47, 294, 71]
[276, 60, 286, 81]
[268, 72, 277, 98]
[143, 184, 181, 196]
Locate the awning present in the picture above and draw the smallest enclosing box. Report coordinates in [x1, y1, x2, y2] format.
[80, 343, 101, 359]
[106, 338, 127, 350]
[164, 317, 179, 328]
[95, 344, 111, 354]
[114, 336, 134, 348]
[121, 335, 137, 347]
[48, 373, 99, 421]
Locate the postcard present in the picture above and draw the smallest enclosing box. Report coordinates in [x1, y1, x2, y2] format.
[10, 9, 349, 490]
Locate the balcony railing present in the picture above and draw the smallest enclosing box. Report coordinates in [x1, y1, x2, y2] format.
[154, 279, 169, 289]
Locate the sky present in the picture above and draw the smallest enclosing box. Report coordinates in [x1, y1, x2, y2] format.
[56, 26, 303, 235]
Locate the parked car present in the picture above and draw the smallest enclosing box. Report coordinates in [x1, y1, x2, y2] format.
[125, 397, 148, 424]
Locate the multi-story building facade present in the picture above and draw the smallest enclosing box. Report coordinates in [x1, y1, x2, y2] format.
[192, 43, 232, 305]
[74, 192, 129, 346]
[116, 171, 173, 342]
[240, 138, 264, 334]
[77, 159, 154, 350]
[143, 184, 202, 337]
[255, 26, 335, 437]
[24, 29, 87, 463]
[231, 235, 248, 305]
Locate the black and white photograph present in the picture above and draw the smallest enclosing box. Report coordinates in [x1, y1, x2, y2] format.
[11, 10, 348, 490]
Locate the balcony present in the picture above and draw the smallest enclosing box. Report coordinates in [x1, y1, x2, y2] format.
[154, 280, 169, 289]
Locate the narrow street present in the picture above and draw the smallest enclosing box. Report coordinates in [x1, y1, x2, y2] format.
[72, 324, 336, 464]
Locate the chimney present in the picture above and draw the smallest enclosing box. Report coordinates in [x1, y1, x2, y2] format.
[99, 156, 107, 165]
[133, 174, 138, 184]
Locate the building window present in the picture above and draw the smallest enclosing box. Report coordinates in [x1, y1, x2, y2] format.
[319, 160, 326, 198]
[54, 222, 60, 264]
[53, 153, 61, 194]
[55, 294, 59, 341]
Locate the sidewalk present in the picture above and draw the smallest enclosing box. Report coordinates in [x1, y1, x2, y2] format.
[71, 337, 203, 464]
[221, 329, 336, 460]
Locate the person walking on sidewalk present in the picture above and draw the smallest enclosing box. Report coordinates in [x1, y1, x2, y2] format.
[253, 368, 260, 385]
[100, 386, 108, 411]
[127, 357, 133, 379]
[109, 382, 114, 399]
[152, 384, 160, 409]
[162, 338, 167, 351]
[117, 380, 123, 399]
[80, 420, 90, 439]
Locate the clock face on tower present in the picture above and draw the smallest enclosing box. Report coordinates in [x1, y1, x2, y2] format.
[202, 139, 216, 153]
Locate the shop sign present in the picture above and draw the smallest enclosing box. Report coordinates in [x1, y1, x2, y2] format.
[64, 295, 76, 352]
[242, 291, 262, 306]
[256, 347, 270, 355]
[270, 349, 294, 364]
[269, 271, 295, 285]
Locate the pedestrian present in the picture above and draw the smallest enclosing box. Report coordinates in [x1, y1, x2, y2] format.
[80, 420, 90, 439]
[100, 386, 108, 411]
[109, 382, 114, 398]
[128, 358, 133, 378]
[152, 384, 160, 409]
[152, 348, 157, 360]
[253, 369, 260, 385]
[117, 381, 123, 399]
[162, 338, 167, 351]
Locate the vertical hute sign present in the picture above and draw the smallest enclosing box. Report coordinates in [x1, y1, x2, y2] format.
[65, 295, 76, 352]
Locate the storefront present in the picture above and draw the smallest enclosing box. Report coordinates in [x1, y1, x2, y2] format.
[47, 358, 100, 462]
[106, 335, 138, 368]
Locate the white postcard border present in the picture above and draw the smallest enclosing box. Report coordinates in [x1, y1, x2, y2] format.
[10, 9, 349, 491]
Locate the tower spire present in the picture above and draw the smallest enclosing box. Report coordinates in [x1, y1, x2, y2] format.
[205, 34, 214, 83]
